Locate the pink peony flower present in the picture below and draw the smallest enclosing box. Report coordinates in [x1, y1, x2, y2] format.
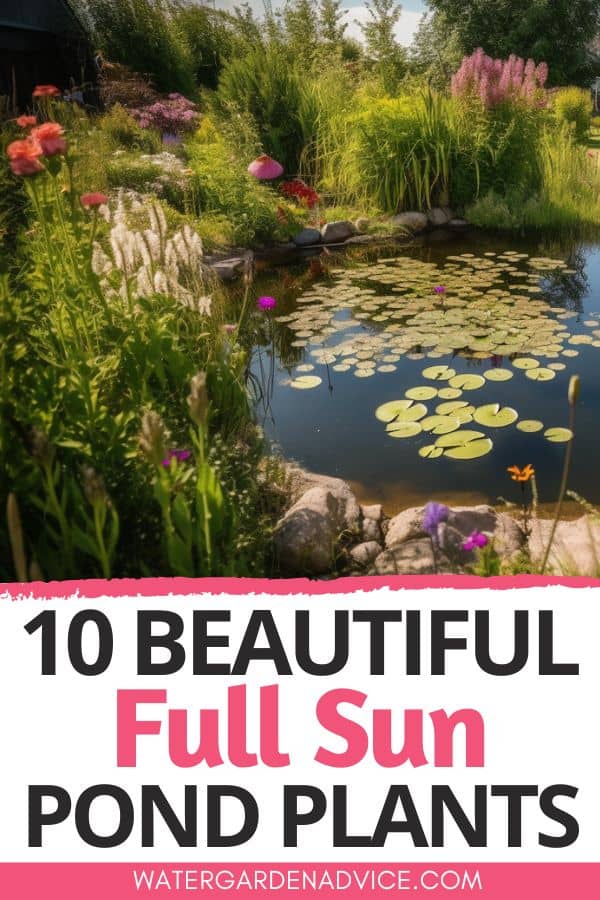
[6, 138, 44, 176]
[31, 122, 66, 157]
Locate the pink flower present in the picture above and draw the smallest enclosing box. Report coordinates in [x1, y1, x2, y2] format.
[162, 449, 192, 467]
[16, 115, 37, 128]
[33, 84, 61, 98]
[434, 285, 446, 294]
[80, 192, 108, 208]
[6, 138, 44, 176]
[248, 155, 284, 180]
[31, 122, 66, 157]
[257, 296, 277, 311]
[462, 532, 489, 552]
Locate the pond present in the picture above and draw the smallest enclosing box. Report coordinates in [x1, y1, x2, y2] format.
[250, 231, 600, 513]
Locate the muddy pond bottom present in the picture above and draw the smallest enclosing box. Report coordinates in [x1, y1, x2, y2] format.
[250, 231, 600, 512]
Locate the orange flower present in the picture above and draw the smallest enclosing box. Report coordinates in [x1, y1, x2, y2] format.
[507, 464, 535, 483]
[31, 122, 66, 157]
[6, 138, 44, 176]
[16, 115, 37, 128]
[33, 85, 61, 98]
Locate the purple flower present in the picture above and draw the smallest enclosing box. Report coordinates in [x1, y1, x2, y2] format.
[257, 296, 277, 311]
[422, 502, 449, 543]
[434, 285, 446, 294]
[162, 449, 192, 467]
[462, 531, 489, 552]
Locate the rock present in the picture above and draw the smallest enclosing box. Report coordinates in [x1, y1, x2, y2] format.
[389, 212, 429, 232]
[321, 220, 356, 243]
[345, 234, 380, 245]
[427, 207, 452, 227]
[528, 516, 600, 576]
[362, 504, 383, 522]
[363, 517, 382, 543]
[274, 482, 361, 576]
[283, 463, 356, 505]
[385, 504, 525, 564]
[350, 541, 382, 567]
[293, 227, 321, 247]
[449, 218, 470, 228]
[374, 539, 450, 575]
[354, 217, 371, 233]
[210, 257, 247, 281]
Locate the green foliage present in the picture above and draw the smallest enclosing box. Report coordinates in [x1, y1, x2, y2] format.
[173, 3, 234, 90]
[185, 135, 305, 245]
[79, 0, 196, 95]
[212, 47, 318, 172]
[553, 87, 592, 143]
[426, 0, 600, 85]
[98, 104, 162, 152]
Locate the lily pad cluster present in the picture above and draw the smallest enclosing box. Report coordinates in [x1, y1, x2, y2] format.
[275, 249, 587, 461]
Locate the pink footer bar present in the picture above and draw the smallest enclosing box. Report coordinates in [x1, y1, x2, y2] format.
[0, 863, 598, 899]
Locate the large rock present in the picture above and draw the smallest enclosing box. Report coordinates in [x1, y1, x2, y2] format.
[274, 482, 361, 575]
[528, 516, 600, 576]
[210, 257, 247, 281]
[350, 541, 382, 568]
[321, 220, 356, 243]
[354, 217, 371, 233]
[389, 212, 429, 233]
[427, 207, 453, 227]
[385, 504, 525, 562]
[374, 539, 450, 575]
[293, 227, 321, 247]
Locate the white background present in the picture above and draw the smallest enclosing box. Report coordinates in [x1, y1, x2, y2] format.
[0, 586, 597, 863]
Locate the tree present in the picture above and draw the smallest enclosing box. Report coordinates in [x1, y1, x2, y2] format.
[282, 0, 320, 67]
[358, 0, 406, 92]
[410, 12, 463, 88]
[319, 0, 347, 46]
[425, 0, 600, 84]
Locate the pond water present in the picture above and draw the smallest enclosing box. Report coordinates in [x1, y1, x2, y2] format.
[250, 231, 600, 512]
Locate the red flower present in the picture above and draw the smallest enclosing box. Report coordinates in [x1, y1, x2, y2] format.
[80, 192, 108, 208]
[16, 115, 37, 128]
[33, 85, 61, 98]
[31, 122, 66, 157]
[6, 138, 44, 176]
[280, 179, 320, 209]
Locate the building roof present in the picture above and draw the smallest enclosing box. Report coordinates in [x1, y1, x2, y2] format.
[0, 0, 85, 36]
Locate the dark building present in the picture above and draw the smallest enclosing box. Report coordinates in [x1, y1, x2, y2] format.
[0, 0, 94, 110]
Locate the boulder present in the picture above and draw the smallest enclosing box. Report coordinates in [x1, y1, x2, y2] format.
[385, 504, 525, 563]
[350, 541, 382, 568]
[321, 220, 356, 243]
[389, 212, 429, 232]
[210, 257, 247, 281]
[274, 482, 361, 575]
[427, 207, 452, 227]
[374, 539, 450, 575]
[293, 227, 321, 247]
[362, 504, 383, 522]
[528, 516, 600, 576]
[354, 217, 371, 233]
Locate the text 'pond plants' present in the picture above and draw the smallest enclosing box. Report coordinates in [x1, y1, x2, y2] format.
[253, 238, 600, 507]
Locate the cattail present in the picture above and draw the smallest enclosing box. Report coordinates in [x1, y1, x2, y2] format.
[187, 371, 209, 427]
[139, 410, 169, 466]
[29, 427, 55, 467]
[7, 493, 27, 582]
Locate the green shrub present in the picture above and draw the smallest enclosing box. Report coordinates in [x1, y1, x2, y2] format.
[592, 116, 600, 130]
[186, 136, 304, 245]
[98, 104, 161, 152]
[80, 0, 196, 95]
[553, 87, 592, 143]
[212, 48, 317, 173]
[106, 152, 189, 209]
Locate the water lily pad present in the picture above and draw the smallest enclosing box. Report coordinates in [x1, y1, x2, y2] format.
[444, 438, 494, 460]
[419, 445, 444, 459]
[422, 364, 457, 381]
[484, 369, 513, 381]
[354, 369, 375, 378]
[375, 400, 428, 423]
[448, 374, 486, 391]
[405, 386, 439, 401]
[544, 427, 574, 443]
[548, 362, 566, 371]
[332, 364, 351, 372]
[512, 358, 539, 370]
[296, 364, 315, 373]
[525, 367, 556, 382]
[435, 430, 487, 448]
[517, 419, 544, 433]
[437, 387, 463, 400]
[421, 415, 462, 435]
[562, 349, 579, 358]
[435, 400, 473, 416]
[386, 421, 423, 439]
[289, 375, 322, 390]
[473, 403, 519, 428]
